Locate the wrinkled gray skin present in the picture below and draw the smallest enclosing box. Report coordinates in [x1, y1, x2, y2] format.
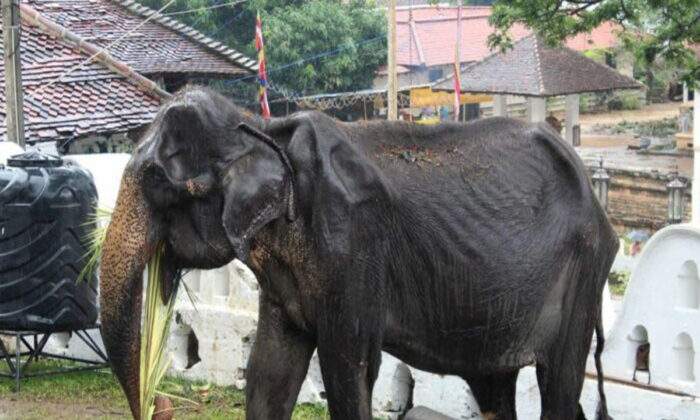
[99, 87, 618, 420]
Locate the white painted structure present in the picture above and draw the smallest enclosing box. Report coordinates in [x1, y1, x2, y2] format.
[602, 224, 700, 395]
[527, 97, 547, 123]
[492, 94, 508, 117]
[565, 94, 580, 145]
[0, 141, 23, 164]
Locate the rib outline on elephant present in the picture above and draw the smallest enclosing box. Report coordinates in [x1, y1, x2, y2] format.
[99, 87, 618, 420]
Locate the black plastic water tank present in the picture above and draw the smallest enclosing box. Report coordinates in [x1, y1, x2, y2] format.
[0, 151, 99, 332]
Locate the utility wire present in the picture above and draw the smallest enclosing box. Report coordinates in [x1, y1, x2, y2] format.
[225, 34, 388, 87]
[210, 8, 248, 37]
[161, 0, 245, 16]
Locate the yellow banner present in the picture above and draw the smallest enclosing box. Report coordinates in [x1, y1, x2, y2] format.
[410, 87, 491, 108]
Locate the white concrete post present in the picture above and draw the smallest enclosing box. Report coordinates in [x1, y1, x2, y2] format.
[565, 94, 580, 145]
[528, 97, 546, 123]
[683, 83, 689, 103]
[693, 89, 699, 225]
[493, 94, 508, 117]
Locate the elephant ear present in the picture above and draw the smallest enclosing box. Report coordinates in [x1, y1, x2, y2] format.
[221, 123, 294, 258]
[281, 113, 395, 259]
[155, 104, 215, 195]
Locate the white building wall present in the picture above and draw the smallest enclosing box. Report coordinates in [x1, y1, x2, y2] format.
[603, 224, 700, 397]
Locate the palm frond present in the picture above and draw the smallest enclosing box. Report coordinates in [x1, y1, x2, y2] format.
[77, 206, 113, 283]
[140, 244, 178, 420]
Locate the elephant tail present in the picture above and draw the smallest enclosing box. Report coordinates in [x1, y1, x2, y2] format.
[594, 309, 612, 420]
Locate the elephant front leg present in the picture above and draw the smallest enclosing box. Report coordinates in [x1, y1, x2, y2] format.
[316, 304, 382, 420]
[246, 298, 315, 420]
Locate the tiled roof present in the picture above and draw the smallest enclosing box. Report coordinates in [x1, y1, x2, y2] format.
[396, 6, 621, 68]
[0, 19, 161, 143]
[433, 35, 640, 96]
[24, 0, 256, 76]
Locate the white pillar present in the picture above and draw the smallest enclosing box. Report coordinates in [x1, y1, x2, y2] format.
[493, 94, 508, 117]
[693, 89, 700, 225]
[565, 94, 580, 146]
[683, 83, 689, 103]
[528, 97, 546, 123]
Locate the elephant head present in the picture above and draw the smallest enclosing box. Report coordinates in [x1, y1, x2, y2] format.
[99, 87, 297, 419]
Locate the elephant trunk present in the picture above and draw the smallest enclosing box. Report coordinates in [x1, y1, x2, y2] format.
[100, 172, 160, 420]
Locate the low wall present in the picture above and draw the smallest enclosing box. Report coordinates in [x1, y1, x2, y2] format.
[586, 166, 692, 233]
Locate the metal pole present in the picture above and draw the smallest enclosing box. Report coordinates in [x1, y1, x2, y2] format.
[2, 0, 25, 147]
[15, 333, 20, 391]
[387, 0, 397, 120]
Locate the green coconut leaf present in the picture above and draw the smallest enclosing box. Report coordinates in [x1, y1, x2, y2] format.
[77, 206, 113, 284]
[140, 244, 178, 420]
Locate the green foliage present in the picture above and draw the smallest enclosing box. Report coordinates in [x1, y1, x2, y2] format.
[137, 0, 386, 95]
[141, 244, 177, 420]
[583, 47, 611, 63]
[619, 94, 641, 110]
[579, 94, 589, 113]
[593, 117, 678, 137]
[608, 93, 641, 111]
[77, 206, 112, 283]
[260, 0, 386, 93]
[487, 0, 700, 87]
[608, 270, 631, 296]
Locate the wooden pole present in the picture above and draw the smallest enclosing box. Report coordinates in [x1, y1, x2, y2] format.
[387, 0, 397, 121]
[3, 0, 25, 147]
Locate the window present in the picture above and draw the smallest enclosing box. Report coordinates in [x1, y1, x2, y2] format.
[676, 261, 699, 309]
[672, 333, 695, 382]
[627, 325, 649, 381]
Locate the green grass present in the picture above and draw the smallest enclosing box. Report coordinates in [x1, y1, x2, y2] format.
[0, 360, 331, 419]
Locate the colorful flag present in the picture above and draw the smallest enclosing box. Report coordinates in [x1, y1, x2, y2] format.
[256, 11, 271, 118]
[453, 4, 462, 122]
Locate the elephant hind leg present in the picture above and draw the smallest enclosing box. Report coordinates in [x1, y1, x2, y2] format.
[535, 305, 597, 420]
[463, 370, 519, 420]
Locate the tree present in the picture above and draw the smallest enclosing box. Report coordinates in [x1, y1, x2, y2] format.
[260, 0, 386, 94]
[137, 0, 386, 95]
[486, 0, 700, 87]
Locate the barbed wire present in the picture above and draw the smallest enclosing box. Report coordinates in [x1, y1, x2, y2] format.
[267, 80, 409, 112]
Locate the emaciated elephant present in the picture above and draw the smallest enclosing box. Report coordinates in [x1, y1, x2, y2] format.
[99, 87, 618, 420]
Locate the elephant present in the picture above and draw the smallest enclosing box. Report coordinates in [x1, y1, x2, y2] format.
[99, 87, 618, 420]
